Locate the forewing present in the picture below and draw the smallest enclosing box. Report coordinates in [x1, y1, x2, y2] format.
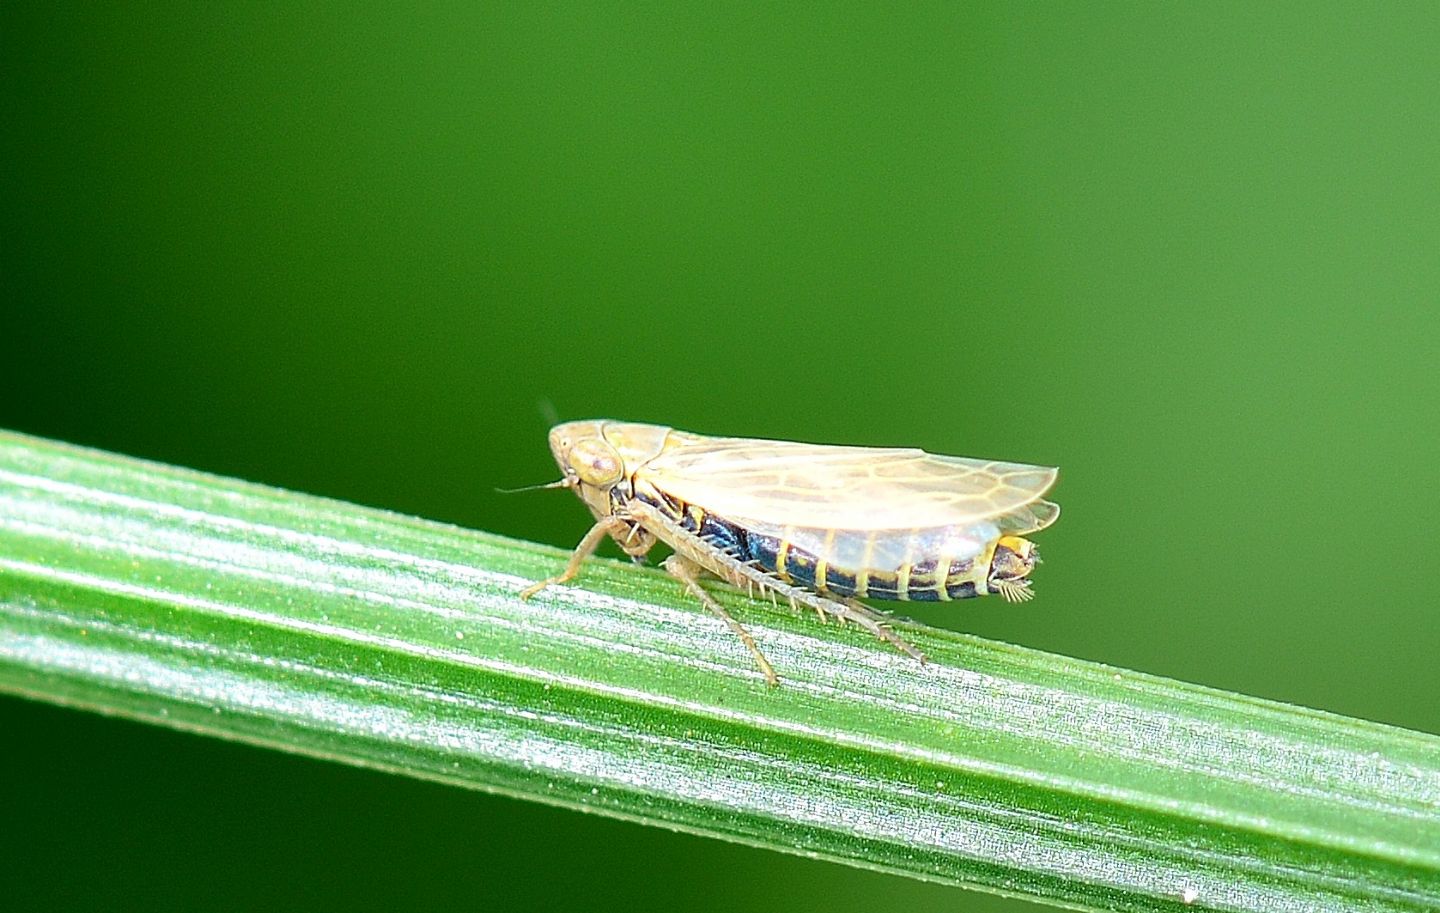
[641, 435, 1057, 531]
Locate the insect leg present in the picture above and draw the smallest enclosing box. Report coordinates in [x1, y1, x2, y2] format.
[625, 499, 928, 668]
[836, 598, 926, 663]
[520, 515, 631, 600]
[664, 554, 779, 687]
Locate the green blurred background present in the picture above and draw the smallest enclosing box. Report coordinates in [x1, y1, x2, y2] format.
[3, 3, 1437, 911]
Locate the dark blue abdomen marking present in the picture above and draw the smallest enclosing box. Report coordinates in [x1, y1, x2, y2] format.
[698, 514, 745, 556]
[737, 530, 857, 596]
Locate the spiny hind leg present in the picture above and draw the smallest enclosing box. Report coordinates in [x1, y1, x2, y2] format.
[817, 593, 927, 664]
[664, 554, 779, 687]
[520, 515, 631, 600]
[619, 499, 921, 671]
[770, 579, 924, 663]
[835, 596, 897, 629]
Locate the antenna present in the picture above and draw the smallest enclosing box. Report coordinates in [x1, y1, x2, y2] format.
[494, 478, 571, 495]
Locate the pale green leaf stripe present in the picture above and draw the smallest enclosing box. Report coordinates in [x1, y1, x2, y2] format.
[0, 430, 1436, 913]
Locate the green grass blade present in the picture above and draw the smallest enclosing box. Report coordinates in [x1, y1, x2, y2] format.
[1, 430, 1437, 912]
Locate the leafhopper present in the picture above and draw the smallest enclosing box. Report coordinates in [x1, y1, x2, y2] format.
[521, 421, 1059, 686]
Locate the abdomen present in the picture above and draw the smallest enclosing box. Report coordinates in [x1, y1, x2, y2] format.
[640, 491, 994, 602]
[742, 525, 989, 601]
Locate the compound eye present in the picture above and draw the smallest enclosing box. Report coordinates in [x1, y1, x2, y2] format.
[567, 438, 623, 487]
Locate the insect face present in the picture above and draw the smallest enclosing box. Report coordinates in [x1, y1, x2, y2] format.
[545, 421, 619, 523]
[547, 422, 618, 485]
[987, 535, 1039, 603]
